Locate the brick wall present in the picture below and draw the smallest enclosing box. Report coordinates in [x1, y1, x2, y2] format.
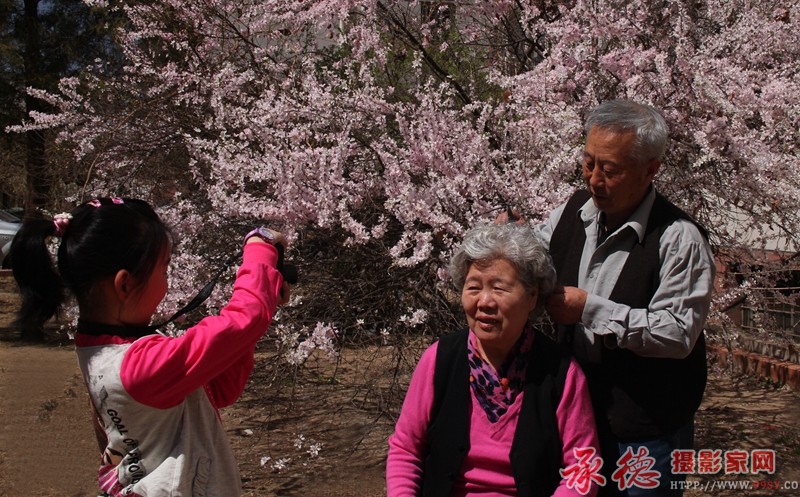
[707, 344, 800, 391]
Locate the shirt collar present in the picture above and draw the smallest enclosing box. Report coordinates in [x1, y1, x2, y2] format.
[76, 319, 156, 338]
[577, 186, 656, 243]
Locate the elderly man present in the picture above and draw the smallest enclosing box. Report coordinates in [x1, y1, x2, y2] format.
[538, 100, 715, 496]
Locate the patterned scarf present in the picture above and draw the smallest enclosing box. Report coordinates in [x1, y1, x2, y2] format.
[467, 324, 534, 423]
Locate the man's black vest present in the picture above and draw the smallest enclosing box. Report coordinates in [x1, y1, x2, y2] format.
[549, 190, 707, 441]
[422, 329, 570, 497]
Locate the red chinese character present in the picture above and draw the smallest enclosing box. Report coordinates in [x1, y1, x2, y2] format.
[751, 450, 776, 474]
[670, 449, 695, 474]
[612, 446, 661, 491]
[560, 447, 607, 496]
[724, 450, 749, 474]
[697, 449, 723, 474]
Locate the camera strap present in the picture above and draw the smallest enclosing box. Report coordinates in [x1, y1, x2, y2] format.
[151, 243, 297, 334]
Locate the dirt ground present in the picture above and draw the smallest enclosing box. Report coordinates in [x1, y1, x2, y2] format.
[1, 319, 799, 496]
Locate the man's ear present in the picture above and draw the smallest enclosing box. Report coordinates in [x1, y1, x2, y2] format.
[113, 269, 134, 301]
[646, 159, 660, 181]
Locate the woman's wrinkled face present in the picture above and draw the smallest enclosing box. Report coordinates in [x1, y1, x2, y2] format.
[461, 258, 538, 362]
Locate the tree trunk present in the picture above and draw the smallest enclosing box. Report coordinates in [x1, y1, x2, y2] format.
[22, 0, 48, 216]
[19, 0, 46, 341]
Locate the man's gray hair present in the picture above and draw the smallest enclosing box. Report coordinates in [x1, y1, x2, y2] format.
[448, 223, 556, 314]
[585, 99, 669, 164]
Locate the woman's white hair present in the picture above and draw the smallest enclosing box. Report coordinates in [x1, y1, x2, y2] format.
[448, 223, 556, 314]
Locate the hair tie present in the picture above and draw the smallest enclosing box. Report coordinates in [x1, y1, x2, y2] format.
[53, 213, 73, 237]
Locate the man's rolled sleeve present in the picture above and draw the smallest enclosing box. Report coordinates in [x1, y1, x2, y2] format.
[582, 293, 629, 338]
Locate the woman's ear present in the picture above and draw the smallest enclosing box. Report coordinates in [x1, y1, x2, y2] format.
[113, 269, 134, 301]
[528, 287, 539, 312]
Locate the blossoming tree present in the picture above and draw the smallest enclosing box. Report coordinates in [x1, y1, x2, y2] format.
[15, 0, 800, 351]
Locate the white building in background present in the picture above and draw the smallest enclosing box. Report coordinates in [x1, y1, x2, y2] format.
[707, 195, 800, 339]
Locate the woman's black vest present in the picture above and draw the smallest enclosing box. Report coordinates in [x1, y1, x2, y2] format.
[422, 329, 571, 497]
[549, 190, 707, 442]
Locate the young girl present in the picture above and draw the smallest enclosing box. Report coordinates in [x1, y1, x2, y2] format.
[11, 197, 289, 497]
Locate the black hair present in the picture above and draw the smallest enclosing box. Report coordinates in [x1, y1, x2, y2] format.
[10, 198, 172, 333]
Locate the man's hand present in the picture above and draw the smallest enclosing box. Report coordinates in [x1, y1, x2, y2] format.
[546, 286, 588, 325]
[494, 207, 526, 224]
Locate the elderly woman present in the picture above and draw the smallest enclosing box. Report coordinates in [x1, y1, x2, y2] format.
[387, 223, 600, 497]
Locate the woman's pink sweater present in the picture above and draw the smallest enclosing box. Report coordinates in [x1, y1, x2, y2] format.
[387, 338, 601, 497]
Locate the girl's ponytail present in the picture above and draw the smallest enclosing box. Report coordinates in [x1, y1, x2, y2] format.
[10, 198, 171, 340]
[10, 217, 66, 338]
